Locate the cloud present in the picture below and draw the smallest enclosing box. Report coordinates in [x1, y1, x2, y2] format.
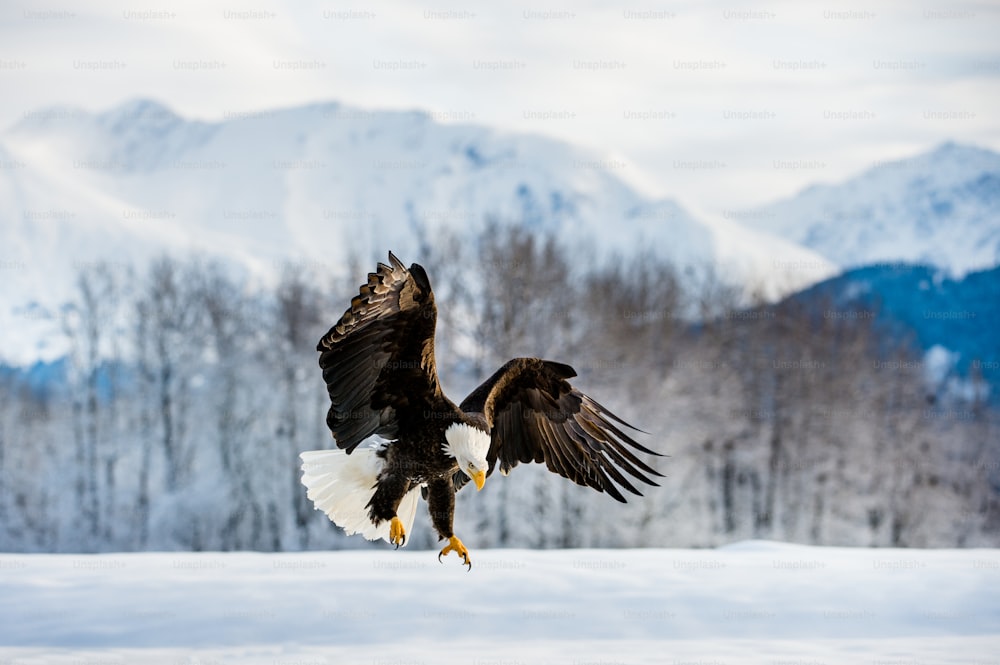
[1, 0, 998, 209]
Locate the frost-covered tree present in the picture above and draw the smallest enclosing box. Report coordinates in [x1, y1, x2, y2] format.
[0, 229, 996, 553]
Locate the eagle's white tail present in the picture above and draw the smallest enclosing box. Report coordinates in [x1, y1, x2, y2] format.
[300, 447, 420, 545]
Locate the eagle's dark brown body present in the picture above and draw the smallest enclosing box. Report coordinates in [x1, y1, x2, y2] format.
[369, 409, 465, 541]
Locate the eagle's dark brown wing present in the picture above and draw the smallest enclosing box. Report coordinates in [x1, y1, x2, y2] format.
[459, 358, 663, 502]
[317, 252, 442, 453]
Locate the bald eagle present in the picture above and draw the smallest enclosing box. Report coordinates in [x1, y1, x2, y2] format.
[300, 252, 661, 568]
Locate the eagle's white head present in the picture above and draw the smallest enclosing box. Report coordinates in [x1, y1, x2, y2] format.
[443, 422, 491, 491]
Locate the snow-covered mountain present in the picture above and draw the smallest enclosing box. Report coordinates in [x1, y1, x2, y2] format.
[744, 142, 1000, 275]
[0, 98, 833, 364]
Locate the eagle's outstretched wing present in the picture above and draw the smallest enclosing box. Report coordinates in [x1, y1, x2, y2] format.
[317, 252, 442, 453]
[459, 358, 663, 502]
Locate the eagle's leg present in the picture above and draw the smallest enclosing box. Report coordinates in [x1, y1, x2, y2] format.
[427, 478, 471, 570]
[369, 472, 411, 549]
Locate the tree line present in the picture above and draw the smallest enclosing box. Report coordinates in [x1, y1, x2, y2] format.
[1, 225, 996, 552]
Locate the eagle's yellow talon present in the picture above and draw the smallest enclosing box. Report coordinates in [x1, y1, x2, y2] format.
[389, 517, 406, 548]
[438, 535, 472, 570]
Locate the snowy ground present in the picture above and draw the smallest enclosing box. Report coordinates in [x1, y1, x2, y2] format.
[1, 541, 998, 664]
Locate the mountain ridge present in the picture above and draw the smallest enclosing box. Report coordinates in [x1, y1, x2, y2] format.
[0, 97, 835, 364]
[3, 98, 998, 366]
[744, 142, 1000, 276]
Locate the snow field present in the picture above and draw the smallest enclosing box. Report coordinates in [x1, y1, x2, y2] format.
[1, 541, 998, 664]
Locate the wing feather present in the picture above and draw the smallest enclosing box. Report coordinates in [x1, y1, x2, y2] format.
[317, 252, 442, 453]
[460, 357, 663, 502]
[582, 403, 661, 478]
[536, 414, 574, 476]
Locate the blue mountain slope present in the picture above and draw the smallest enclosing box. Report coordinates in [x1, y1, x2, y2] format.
[790, 264, 1000, 392]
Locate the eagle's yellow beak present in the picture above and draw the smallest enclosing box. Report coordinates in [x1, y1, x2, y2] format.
[472, 469, 486, 491]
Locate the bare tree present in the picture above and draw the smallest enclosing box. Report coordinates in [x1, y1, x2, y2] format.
[135, 258, 200, 494]
[61, 262, 126, 547]
[272, 265, 326, 549]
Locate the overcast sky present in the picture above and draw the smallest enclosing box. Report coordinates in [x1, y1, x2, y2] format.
[1, 0, 998, 213]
